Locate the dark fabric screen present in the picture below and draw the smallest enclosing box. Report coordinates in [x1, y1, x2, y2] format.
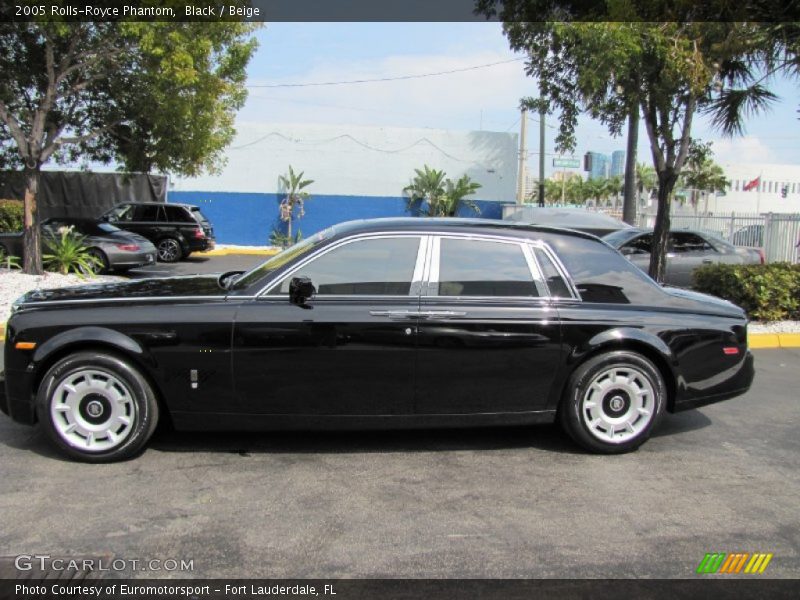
[0, 171, 167, 219]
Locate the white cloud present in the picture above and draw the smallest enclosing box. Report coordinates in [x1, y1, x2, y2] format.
[710, 136, 777, 165]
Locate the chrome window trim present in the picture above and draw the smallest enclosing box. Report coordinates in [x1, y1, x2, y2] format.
[257, 232, 425, 298]
[528, 242, 582, 301]
[425, 233, 549, 300]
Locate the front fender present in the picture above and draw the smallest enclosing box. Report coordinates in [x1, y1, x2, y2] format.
[31, 326, 150, 372]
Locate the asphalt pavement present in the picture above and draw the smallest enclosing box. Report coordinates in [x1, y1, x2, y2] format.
[0, 348, 797, 579]
[125, 253, 267, 279]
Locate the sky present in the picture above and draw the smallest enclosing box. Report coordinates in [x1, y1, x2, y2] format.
[235, 22, 800, 174]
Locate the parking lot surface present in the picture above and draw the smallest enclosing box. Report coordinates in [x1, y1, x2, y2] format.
[0, 348, 797, 579]
[125, 253, 266, 279]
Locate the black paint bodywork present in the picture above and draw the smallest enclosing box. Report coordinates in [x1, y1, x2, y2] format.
[1, 218, 755, 432]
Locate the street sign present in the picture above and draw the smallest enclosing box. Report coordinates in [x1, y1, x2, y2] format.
[553, 157, 580, 168]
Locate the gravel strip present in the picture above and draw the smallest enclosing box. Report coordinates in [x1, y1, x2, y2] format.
[1, 270, 124, 323]
[748, 321, 800, 334]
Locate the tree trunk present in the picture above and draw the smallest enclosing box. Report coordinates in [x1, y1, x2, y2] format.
[23, 166, 43, 275]
[286, 213, 293, 246]
[648, 173, 677, 283]
[622, 108, 639, 225]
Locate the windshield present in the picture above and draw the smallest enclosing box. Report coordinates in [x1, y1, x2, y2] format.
[602, 229, 643, 247]
[231, 225, 340, 290]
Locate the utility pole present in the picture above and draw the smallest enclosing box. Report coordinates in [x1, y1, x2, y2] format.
[622, 106, 639, 225]
[538, 98, 546, 207]
[516, 108, 527, 204]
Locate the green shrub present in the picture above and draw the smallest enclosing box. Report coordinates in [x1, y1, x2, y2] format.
[0, 199, 24, 233]
[693, 263, 800, 322]
[42, 225, 102, 277]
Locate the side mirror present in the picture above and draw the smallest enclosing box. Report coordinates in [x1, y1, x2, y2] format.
[289, 276, 316, 308]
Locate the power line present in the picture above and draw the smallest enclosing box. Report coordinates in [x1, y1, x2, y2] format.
[246, 57, 527, 89]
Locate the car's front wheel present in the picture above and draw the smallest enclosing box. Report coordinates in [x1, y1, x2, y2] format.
[36, 351, 159, 462]
[560, 351, 666, 454]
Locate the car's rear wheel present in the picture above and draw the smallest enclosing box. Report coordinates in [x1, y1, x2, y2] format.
[36, 352, 159, 462]
[156, 237, 182, 262]
[86, 248, 109, 275]
[559, 350, 666, 454]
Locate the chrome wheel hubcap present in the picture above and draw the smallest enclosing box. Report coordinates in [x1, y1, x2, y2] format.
[581, 366, 655, 444]
[50, 369, 136, 452]
[158, 239, 180, 261]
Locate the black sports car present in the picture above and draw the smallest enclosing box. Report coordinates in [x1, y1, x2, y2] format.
[1, 218, 754, 462]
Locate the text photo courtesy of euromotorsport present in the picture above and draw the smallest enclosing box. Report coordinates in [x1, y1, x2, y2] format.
[15, 583, 333, 597]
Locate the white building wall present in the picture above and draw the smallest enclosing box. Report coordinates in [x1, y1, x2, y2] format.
[172, 122, 518, 201]
[706, 162, 800, 214]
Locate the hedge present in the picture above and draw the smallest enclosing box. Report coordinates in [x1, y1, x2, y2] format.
[693, 263, 800, 322]
[0, 199, 24, 233]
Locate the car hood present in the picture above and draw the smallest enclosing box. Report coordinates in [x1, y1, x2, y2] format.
[18, 275, 226, 306]
[662, 286, 746, 319]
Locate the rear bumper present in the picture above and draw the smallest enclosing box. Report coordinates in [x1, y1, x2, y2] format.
[106, 249, 157, 269]
[672, 351, 755, 412]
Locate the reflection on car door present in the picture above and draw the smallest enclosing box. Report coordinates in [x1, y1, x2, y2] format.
[667, 232, 717, 288]
[232, 235, 425, 416]
[415, 236, 562, 414]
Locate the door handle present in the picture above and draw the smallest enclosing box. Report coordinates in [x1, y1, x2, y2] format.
[417, 310, 467, 319]
[369, 310, 417, 320]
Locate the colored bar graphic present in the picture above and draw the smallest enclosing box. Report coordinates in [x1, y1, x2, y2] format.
[698, 552, 773, 574]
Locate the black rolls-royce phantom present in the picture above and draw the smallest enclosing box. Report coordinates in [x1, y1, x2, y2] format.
[1, 218, 754, 462]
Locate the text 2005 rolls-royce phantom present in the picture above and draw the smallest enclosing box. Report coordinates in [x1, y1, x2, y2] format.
[1, 218, 754, 462]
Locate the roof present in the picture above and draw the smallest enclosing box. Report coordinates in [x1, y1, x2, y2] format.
[329, 217, 602, 241]
[504, 207, 631, 230]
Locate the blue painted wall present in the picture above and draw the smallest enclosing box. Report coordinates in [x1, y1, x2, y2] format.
[169, 191, 505, 245]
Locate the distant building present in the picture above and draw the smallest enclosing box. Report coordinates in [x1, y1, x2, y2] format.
[587, 152, 609, 180]
[610, 150, 626, 178]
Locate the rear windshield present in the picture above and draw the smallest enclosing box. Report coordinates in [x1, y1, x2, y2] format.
[602, 229, 643, 247]
[190, 207, 210, 224]
[44, 220, 121, 236]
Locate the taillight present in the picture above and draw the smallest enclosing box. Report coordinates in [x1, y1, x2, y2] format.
[115, 243, 140, 251]
[723, 347, 740, 355]
[193, 227, 206, 239]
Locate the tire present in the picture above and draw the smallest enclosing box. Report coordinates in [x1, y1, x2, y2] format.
[86, 248, 109, 275]
[156, 237, 183, 263]
[559, 350, 666, 454]
[36, 351, 160, 463]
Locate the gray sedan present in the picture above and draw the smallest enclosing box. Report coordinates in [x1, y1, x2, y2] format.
[0, 218, 156, 274]
[602, 228, 763, 288]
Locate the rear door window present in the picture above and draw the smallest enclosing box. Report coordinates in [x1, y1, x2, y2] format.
[135, 205, 162, 221]
[434, 238, 541, 297]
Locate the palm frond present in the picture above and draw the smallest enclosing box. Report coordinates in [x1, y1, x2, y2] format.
[706, 85, 778, 137]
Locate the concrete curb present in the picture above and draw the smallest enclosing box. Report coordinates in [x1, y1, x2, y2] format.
[1, 322, 798, 347]
[198, 248, 279, 257]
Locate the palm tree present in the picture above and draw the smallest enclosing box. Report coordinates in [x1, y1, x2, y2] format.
[681, 158, 729, 211]
[439, 175, 482, 217]
[278, 165, 313, 243]
[404, 165, 447, 216]
[404, 166, 481, 217]
[635, 163, 657, 206]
